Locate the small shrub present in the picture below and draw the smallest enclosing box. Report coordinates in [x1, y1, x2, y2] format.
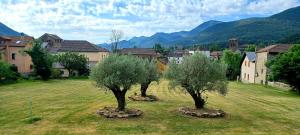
[51, 69, 62, 79]
[0, 61, 19, 84]
[23, 116, 42, 124]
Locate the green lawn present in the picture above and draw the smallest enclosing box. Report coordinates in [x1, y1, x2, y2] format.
[0, 79, 299, 135]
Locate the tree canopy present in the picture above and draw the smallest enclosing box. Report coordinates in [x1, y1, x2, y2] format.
[221, 50, 242, 80]
[57, 52, 88, 77]
[267, 45, 300, 94]
[90, 54, 144, 110]
[139, 59, 159, 97]
[153, 43, 169, 56]
[244, 45, 256, 52]
[165, 53, 228, 109]
[26, 40, 53, 80]
[0, 61, 19, 83]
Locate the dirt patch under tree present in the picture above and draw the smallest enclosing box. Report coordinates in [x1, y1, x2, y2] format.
[178, 107, 226, 118]
[96, 107, 143, 118]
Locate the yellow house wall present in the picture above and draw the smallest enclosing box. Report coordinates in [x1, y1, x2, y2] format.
[5, 45, 33, 73]
[240, 57, 255, 83]
[78, 52, 109, 64]
[55, 51, 110, 77]
[254, 52, 268, 84]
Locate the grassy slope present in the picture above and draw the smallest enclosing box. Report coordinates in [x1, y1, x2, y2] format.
[0, 79, 299, 135]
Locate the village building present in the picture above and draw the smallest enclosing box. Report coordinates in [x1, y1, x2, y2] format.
[188, 50, 210, 57]
[0, 36, 34, 74]
[254, 44, 292, 84]
[39, 33, 109, 77]
[119, 48, 159, 59]
[210, 51, 223, 60]
[240, 52, 256, 83]
[167, 50, 190, 64]
[229, 38, 239, 52]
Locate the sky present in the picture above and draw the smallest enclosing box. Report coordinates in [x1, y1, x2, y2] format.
[0, 0, 300, 44]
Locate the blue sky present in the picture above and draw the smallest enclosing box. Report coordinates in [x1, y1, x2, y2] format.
[0, 0, 299, 44]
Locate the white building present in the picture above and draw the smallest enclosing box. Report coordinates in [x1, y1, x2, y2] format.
[167, 50, 190, 64]
[189, 50, 210, 57]
[240, 52, 256, 83]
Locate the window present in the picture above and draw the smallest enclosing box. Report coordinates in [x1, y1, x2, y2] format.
[261, 69, 264, 74]
[247, 74, 249, 80]
[12, 53, 16, 60]
[244, 73, 246, 79]
[248, 61, 250, 67]
[245, 61, 247, 66]
[30, 64, 33, 70]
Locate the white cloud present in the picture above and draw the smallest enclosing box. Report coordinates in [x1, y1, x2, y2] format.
[0, 0, 299, 43]
[247, 0, 299, 14]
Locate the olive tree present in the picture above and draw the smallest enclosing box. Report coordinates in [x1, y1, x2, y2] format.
[140, 59, 159, 97]
[90, 54, 144, 111]
[165, 53, 228, 109]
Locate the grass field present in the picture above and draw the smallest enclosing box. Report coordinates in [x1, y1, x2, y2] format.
[0, 79, 299, 135]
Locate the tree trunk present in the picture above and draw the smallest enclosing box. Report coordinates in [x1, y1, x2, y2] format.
[112, 88, 127, 111]
[184, 84, 205, 109]
[192, 95, 205, 109]
[140, 81, 150, 97]
[68, 69, 72, 77]
[116, 93, 125, 111]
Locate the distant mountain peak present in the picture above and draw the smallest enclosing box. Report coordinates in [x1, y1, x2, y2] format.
[98, 6, 300, 49]
[271, 6, 300, 21]
[190, 20, 223, 34]
[0, 22, 23, 36]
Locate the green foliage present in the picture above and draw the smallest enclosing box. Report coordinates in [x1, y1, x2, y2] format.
[140, 59, 159, 84]
[57, 52, 88, 77]
[244, 44, 256, 52]
[209, 44, 222, 51]
[26, 40, 53, 80]
[153, 43, 169, 56]
[0, 61, 19, 83]
[221, 50, 242, 80]
[51, 68, 62, 79]
[139, 59, 160, 96]
[23, 116, 42, 124]
[153, 44, 164, 54]
[279, 33, 300, 44]
[267, 45, 300, 93]
[165, 53, 227, 109]
[90, 54, 144, 110]
[91, 54, 144, 90]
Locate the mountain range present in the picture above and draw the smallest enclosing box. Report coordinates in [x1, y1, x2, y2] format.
[1, 6, 300, 50]
[0, 22, 23, 36]
[99, 6, 300, 49]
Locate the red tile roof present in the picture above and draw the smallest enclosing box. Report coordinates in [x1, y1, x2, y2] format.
[210, 51, 223, 56]
[120, 48, 158, 56]
[48, 40, 109, 53]
[257, 44, 292, 53]
[0, 36, 33, 47]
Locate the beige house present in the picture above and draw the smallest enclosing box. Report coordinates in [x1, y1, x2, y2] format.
[39, 33, 109, 77]
[240, 52, 256, 83]
[0, 36, 33, 74]
[254, 44, 292, 84]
